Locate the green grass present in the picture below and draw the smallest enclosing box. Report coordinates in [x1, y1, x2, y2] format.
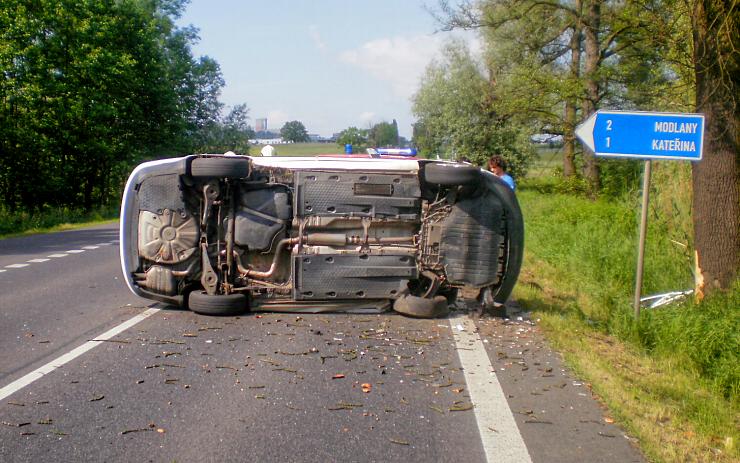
[249, 142, 342, 156]
[0, 205, 119, 239]
[513, 184, 739, 462]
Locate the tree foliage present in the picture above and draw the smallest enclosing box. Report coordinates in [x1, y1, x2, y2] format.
[336, 127, 368, 152]
[280, 120, 309, 143]
[430, 0, 738, 292]
[0, 0, 231, 212]
[412, 41, 534, 177]
[368, 120, 399, 147]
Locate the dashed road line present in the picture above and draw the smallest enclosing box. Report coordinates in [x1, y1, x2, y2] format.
[0, 308, 160, 402]
[4, 263, 29, 269]
[1, 239, 117, 274]
[450, 313, 533, 463]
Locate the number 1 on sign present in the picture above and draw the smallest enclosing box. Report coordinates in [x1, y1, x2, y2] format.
[606, 137, 611, 147]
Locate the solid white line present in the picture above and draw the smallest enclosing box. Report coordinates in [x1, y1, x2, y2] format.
[5, 263, 29, 269]
[0, 308, 160, 403]
[47, 254, 68, 258]
[27, 258, 50, 263]
[449, 313, 533, 463]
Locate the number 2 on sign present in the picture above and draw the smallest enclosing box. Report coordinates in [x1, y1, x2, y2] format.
[606, 120, 613, 130]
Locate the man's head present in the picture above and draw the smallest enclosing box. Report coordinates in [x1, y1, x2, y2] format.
[488, 155, 507, 176]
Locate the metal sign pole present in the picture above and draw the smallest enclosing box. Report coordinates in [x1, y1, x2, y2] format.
[633, 160, 652, 317]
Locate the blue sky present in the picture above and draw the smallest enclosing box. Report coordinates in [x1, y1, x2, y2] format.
[178, 0, 476, 138]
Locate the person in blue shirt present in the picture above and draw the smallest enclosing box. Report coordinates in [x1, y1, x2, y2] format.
[488, 155, 516, 191]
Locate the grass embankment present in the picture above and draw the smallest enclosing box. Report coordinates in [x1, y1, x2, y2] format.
[0, 205, 118, 239]
[514, 181, 739, 462]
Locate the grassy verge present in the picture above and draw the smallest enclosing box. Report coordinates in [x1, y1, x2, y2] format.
[514, 187, 738, 462]
[0, 205, 119, 239]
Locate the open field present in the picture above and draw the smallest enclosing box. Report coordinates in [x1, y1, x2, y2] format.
[249, 142, 341, 156]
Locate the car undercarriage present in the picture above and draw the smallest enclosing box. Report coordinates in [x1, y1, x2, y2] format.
[120, 155, 523, 318]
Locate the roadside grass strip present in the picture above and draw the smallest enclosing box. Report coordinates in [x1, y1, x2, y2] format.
[450, 313, 533, 463]
[0, 308, 160, 403]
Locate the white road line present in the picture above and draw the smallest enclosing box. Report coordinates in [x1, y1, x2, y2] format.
[4, 263, 29, 269]
[82, 245, 99, 250]
[0, 308, 160, 403]
[449, 313, 533, 463]
[0, 269, 6, 273]
[65, 249, 85, 253]
[47, 253, 69, 258]
[94, 242, 111, 246]
[27, 258, 50, 263]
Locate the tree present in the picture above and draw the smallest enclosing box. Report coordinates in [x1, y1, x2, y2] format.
[690, 0, 739, 295]
[194, 103, 255, 154]
[0, 0, 227, 212]
[336, 127, 368, 152]
[434, 0, 654, 191]
[368, 120, 399, 147]
[412, 40, 534, 176]
[280, 120, 309, 143]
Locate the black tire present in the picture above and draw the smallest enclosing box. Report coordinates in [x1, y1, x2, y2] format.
[190, 157, 250, 179]
[187, 291, 248, 316]
[423, 162, 480, 186]
[392, 295, 449, 319]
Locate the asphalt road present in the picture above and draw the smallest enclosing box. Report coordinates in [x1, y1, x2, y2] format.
[0, 223, 645, 462]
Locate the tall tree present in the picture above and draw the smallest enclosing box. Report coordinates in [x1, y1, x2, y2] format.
[690, 0, 739, 295]
[368, 120, 399, 147]
[412, 40, 534, 175]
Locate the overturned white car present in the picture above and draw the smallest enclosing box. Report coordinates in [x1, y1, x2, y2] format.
[120, 154, 523, 317]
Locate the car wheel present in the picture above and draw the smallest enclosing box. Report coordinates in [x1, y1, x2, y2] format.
[190, 157, 250, 178]
[187, 291, 248, 316]
[424, 162, 480, 186]
[392, 294, 449, 318]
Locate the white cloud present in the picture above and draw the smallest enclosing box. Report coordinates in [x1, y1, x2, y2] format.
[266, 110, 289, 130]
[308, 25, 327, 52]
[339, 33, 482, 99]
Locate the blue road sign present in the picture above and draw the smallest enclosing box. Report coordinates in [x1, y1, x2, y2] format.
[575, 110, 704, 161]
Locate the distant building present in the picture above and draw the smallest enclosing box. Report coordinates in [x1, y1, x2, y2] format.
[255, 118, 268, 132]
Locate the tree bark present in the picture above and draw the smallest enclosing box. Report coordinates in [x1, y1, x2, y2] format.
[581, 0, 602, 191]
[563, 0, 583, 178]
[691, 0, 739, 296]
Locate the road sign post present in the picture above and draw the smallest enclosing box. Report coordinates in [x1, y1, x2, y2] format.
[576, 110, 704, 317]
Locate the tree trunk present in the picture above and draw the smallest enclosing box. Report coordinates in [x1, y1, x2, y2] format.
[691, 0, 739, 297]
[581, 0, 601, 191]
[563, 0, 583, 178]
